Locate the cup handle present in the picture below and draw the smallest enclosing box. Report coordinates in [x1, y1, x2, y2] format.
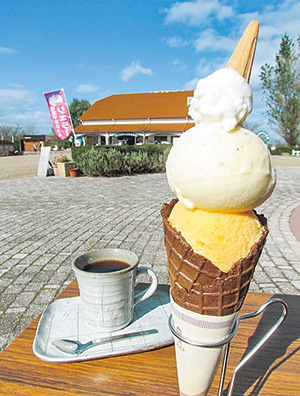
[134, 267, 158, 305]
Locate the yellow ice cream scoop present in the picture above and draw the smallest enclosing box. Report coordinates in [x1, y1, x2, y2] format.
[169, 201, 264, 273]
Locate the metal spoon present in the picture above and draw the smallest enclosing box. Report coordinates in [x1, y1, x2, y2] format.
[52, 329, 158, 355]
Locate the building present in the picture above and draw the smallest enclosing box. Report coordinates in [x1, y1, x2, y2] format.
[75, 90, 195, 145]
[22, 135, 52, 152]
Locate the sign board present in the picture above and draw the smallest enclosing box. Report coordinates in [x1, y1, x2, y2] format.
[114, 133, 138, 138]
[37, 146, 51, 177]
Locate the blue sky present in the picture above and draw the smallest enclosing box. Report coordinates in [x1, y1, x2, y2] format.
[1, 0, 299, 142]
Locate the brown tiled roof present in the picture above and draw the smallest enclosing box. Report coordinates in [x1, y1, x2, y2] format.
[80, 90, 194, 121]
[75, 122, 194, 134]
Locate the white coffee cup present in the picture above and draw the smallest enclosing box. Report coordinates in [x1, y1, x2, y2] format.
[73, 248, 158, 332]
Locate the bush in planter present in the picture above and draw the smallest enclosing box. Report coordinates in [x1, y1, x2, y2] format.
[54, 153, 77, 177]
[54, 154, 71, 163]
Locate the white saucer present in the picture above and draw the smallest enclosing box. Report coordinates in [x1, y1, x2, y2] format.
[33, 289, 173, 363]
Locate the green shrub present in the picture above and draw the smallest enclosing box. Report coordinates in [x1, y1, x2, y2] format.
[71, 146, 86, 163]
[270, 145, 300, 155]
[72, 145, 171, 177]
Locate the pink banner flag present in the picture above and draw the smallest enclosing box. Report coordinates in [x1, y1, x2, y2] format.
[44, 89, 73, 140]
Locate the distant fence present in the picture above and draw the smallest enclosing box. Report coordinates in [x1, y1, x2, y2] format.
[0, 140, 14, 156]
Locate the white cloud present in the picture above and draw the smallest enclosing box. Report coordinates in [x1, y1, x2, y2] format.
[166, 0, 300, 144]
[121, 60, 153, 82]
[183, 77, 198, 90]
[76, 84, 99, 94]
[0, 108, 52, 134]
[0, 87, 52, 133]
[197, 57, 226, 78]
[164, 0, 234, 26]
[8, 83, 25, 89]
[255, 0, 299, 38]
[167, 36, 189, 48]
[0, 88, 38, 117]
[0, 46, 18, 55]
[173, 59, 187, 72]
[183, 56, 225, 89]
[240, 0, 300, 131]
[194, 29, 237, 52]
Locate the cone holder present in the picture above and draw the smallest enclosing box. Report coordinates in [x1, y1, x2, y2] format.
[169, 297, 288, 396]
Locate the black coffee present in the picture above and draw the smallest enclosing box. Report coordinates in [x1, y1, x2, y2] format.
[83, 260, 131, 273]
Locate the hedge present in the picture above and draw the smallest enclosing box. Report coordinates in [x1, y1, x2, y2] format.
[270, 145, 300, 156]
[71, 145, 171, 177]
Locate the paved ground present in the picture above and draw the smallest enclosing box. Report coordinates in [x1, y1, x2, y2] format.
[0, 159, 300, 353]
[0, 151, 72, 180]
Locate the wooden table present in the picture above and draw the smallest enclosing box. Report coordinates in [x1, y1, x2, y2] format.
[0, 281, 299, 395]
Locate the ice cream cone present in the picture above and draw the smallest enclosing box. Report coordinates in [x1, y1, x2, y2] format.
[171, 297, 237, 396]
[162, 19, 270, 396]
[226, 20, 259, 82]
[161, 199, 268, 316]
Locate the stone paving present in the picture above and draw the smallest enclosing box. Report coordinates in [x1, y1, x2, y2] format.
[0, 167, 300, 353]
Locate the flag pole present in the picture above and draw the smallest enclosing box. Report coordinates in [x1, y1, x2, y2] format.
[61, 88, 77, 144]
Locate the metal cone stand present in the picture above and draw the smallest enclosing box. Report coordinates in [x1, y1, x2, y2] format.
[169, 298, 288, 396]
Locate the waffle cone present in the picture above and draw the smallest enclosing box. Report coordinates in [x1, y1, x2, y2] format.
[226, 20, 259, 82]
[161, 199, 268, 316]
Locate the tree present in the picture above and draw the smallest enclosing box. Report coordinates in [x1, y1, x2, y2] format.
[69, 99, 90, 128]
[0, 124, 25, 140]
[260, 34, 300, 146]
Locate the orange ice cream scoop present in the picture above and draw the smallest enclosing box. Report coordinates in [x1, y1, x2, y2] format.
[168, 201, 264, 273]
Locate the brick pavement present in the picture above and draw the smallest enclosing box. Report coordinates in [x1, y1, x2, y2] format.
[0, 168, 300, 352]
